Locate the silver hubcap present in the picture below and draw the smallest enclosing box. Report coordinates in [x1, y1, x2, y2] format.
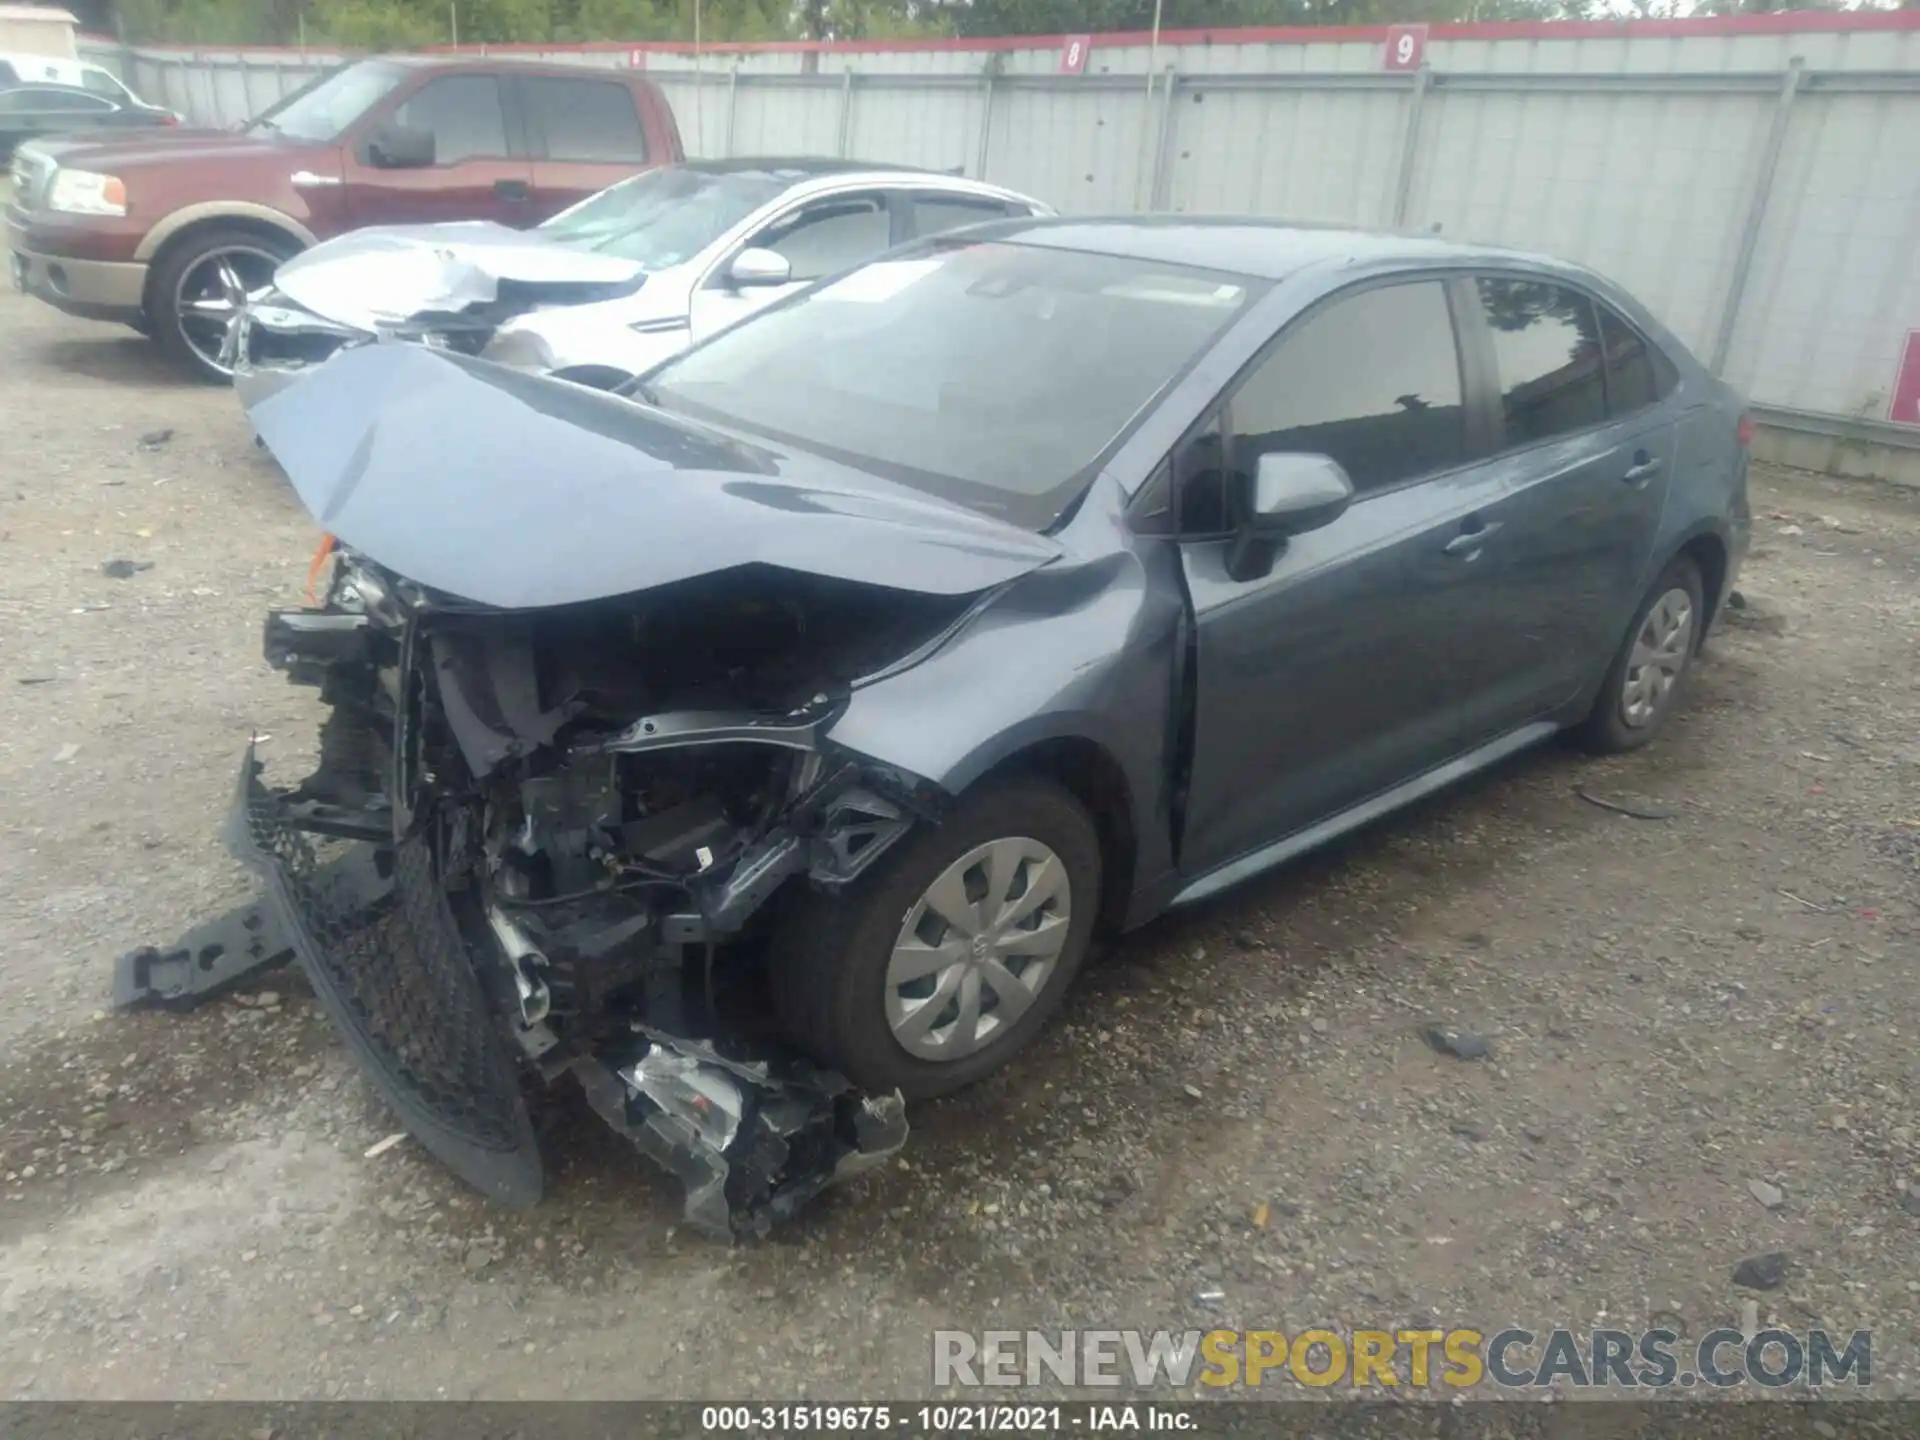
[885, 836, 1072, 1062]
[1621, 587, 1694, 727]
[175, 245, 279, 375]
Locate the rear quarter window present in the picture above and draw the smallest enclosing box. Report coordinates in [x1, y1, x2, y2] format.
[1597, 303, 1679, 416]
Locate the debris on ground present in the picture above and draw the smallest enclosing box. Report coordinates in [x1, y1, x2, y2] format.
[1577, 787, 1679, 820]
[100, 559, 154, 579]
[1748, 1178, 1785, 1209]
[15, 676, 55, 685]
[52, 742, 79, 763]
[1421, 1025, 1491, 1060]
[137, 428, 174, 450]
[363, 1133, 407, 1160]
[1732, 1252, 1789, 1290]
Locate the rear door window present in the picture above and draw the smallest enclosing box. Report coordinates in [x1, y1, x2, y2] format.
[1475, 277, 1608, 446]
[909, 194, 1024, 239]
[1226, 279, 1468, 497]
[522, 76, 647, 164]
[392, 75, 510, 163]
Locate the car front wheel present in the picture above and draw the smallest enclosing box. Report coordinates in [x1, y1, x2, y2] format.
[1575, 553, 1705, 753]
[770, 777, 1101, 1100]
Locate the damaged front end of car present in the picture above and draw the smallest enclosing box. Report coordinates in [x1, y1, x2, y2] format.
[232, 549, 958, 1234]
[159, 340, 1072, 1235]
[234, 224, 649, 413]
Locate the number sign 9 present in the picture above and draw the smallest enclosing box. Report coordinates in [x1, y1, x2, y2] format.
[1384, 24, 1428, 72]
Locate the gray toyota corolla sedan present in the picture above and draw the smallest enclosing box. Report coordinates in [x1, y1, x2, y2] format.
[231, 217, 1750, 1234]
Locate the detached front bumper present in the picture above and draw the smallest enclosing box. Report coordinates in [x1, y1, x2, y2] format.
[225, 742, 548, 1206]
[223, 736, 908, 1238]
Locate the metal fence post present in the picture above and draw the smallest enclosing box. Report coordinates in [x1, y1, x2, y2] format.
[1390, 65, 1432, 228]
[1148, 66, 1179, 212]
[836, 68, 855, 158]
[975, 71, 995, 180]
[1710, 57, 1804, 376]
[720, 68, 738, 158]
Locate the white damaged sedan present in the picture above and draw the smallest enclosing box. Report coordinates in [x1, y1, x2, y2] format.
[232, 158, 1049, 410]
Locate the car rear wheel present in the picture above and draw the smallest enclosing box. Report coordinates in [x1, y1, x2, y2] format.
[150, 227, 298, 383]
[1574, 553, 1705, 754]
[770, 778, 1101, 1100]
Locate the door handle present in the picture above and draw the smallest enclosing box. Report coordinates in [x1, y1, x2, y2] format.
[1623, 452, 1664, 484]
[1442, 520, 1502, 557]
[494, 178, 532, 201]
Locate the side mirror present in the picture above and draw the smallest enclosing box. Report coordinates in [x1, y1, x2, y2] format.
[1248, 452, 1354, 536]
[727, 247, 792, 288]
[1226, 453, 1354, 582]
[368, 123, 434, 169]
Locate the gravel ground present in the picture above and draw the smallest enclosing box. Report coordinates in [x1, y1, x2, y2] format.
[0, 266, 1916, 1404]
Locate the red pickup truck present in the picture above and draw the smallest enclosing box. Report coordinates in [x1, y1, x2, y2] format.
[6, 55, 683, 379]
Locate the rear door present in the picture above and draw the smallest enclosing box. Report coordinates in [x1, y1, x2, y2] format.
[1176, 278, 1516, 876]
[1441, 275, 1676, 745]
[518, 73, 655, 221]
[688, 187, 900, 344]
[342, 73, 535, 227]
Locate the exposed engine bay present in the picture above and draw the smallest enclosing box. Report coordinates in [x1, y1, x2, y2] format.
[200, 549, 997, 1236]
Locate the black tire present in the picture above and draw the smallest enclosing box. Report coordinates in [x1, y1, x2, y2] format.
[1574, 553, 1705, 754]
[770, 777, 1101, 1100]
[148, 226, 299, 383]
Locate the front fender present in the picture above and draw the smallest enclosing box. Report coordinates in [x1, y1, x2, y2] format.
[825, 541, 1187, 913]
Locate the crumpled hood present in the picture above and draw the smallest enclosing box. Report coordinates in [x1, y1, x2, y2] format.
[250, 344, 1064, 609]
[272, 222, 648, 331]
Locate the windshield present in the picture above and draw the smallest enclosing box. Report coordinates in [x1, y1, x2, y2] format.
[539, 166, 791, 269]
[647, 240, 1258, 530]
[248, 60, 407, 144]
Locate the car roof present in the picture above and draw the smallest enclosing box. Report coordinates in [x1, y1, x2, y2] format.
[0, 80, 111, 98]
[991, 215, 1572, 283]
[683, 156, 936, 178]
[385, 53, 664, 80]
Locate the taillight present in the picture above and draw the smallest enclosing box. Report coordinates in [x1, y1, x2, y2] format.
[1736, 412, 1755, 447]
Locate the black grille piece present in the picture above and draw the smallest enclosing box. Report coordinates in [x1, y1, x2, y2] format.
[229, 747, 542, 1204]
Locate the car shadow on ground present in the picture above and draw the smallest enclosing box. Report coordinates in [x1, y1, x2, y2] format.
[32, 333, 200, 390]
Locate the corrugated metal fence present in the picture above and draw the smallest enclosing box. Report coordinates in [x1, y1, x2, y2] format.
[80, 16, 1920, 480]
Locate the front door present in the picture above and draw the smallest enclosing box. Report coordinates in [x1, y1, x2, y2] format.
[1443, 277, 1677, 745]
[688, 189, 900, 345]
[343, 73, 535, 228]
[1179, 279, 1510, 878]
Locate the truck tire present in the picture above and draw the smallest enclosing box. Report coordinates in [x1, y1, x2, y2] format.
[150, 226, 298, 383]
